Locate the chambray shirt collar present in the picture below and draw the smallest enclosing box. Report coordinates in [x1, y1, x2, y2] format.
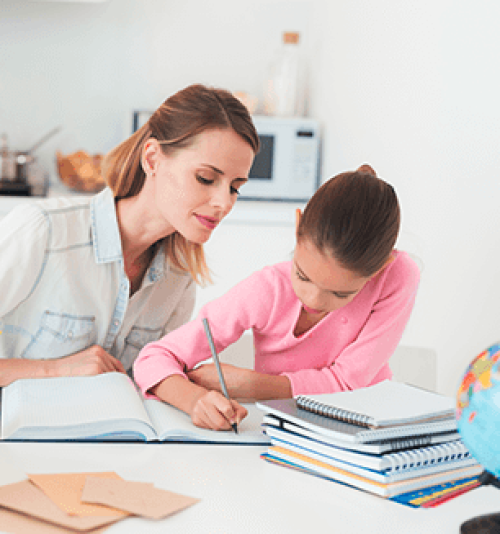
[90, 187, 167, 282]
[147, 241, 166, 283]
[90, 187, 123, 264]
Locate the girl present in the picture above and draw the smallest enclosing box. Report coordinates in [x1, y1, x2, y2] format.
[133, 165, 420, 431]
[0, 84, 258, 386]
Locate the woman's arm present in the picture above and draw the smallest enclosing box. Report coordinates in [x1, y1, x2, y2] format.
[0, 204, 47, 317]
[0, 345, 126, 387]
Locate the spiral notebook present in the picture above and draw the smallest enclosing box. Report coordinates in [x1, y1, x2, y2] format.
[261, 448, 482, 498]
[264, 424, 467, 472]
[263, 415, 460, 454]
[256, 393, 457, 445]
[295, 380, 455, 429]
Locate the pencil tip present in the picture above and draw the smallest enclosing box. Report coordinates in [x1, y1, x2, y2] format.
[232, 423, 238, 434]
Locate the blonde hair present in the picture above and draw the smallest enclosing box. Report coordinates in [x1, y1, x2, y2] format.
[102, 84, 259, 285]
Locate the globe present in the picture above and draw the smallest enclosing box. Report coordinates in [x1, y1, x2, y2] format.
[457, 343, 500, 534]
[456, 342, 500, 478]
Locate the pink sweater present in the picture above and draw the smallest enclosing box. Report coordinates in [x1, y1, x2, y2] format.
[134, 251, 420, 397]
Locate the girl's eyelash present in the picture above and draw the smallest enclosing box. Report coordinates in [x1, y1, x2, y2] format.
[296, 268, 349, 298]
[231, 186, 240, 196]
[296, 270, 308, 282]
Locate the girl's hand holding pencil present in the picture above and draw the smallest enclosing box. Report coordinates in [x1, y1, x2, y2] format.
[189, 389, 247, 432]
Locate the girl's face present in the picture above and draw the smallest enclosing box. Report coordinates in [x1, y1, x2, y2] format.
[143, 128, 255, 244]
[291, 238, 370, 316]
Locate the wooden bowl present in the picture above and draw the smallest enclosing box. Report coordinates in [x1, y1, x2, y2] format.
[56, 150, 106, 193]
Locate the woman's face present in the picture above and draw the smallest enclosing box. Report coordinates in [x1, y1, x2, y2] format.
[144, 128, 255, 244]
[291, 238, 370, 316]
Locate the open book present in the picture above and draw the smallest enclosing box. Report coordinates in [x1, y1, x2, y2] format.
[0, 373, 269, 444]
[295, 380, 455, 429]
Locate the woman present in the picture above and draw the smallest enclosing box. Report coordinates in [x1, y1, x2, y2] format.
[0, 84, 258, 386]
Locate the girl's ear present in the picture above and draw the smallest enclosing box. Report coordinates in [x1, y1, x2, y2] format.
[295, 208, 302, 234]
[141, 138, 160, 177]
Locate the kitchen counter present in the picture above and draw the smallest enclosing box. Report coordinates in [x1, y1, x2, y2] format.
[0, 184, 94, 218]
[0, 185, 304, 225]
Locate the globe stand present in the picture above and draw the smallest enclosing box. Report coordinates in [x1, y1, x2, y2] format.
[460, 472, 500, 533]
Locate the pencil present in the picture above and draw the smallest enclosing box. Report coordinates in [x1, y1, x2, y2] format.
[202, 317, 238, 433]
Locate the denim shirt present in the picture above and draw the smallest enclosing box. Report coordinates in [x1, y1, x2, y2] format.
[0, 187, 195, 371]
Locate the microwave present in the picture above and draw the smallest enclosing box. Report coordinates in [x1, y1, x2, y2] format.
[242, 115, 321, 202]
[132, 112, 321, 202]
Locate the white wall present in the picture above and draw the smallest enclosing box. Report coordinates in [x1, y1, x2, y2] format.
[1, 0, 499, 396]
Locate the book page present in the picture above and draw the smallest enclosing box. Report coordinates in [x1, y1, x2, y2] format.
[143, 399, 270, 444]
[1, 373, 156, 440]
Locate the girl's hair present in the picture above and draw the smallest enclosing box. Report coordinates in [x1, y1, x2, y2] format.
[102, 84, 260, 285]
[297, 164, 400, 277]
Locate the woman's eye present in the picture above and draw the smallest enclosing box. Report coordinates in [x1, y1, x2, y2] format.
[230, 186, 240, 195]
[196, 175, 213, 185]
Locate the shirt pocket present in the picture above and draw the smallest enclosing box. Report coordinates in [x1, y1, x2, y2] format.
[23, 311, 97, 360]
[121, 325, 164, 370]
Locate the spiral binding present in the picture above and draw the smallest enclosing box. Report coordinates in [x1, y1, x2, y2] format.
[296, 396, 373, 427]
[385, 441, 469, 473]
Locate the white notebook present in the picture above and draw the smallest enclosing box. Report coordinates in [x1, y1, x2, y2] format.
[295, 380, 455, 429]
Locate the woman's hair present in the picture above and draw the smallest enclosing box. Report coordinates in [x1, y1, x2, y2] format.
[297, 164, 400, 277]
[102, 84, 260, 285]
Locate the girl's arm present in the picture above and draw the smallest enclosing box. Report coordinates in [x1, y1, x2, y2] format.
[133, 267, 277, 398]
[188, 363, 293, 401]
[152, 374, 248, 430]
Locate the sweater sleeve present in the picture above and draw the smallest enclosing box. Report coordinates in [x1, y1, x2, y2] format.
[0, 204, 48, 319]
[133, 266, 278, 397]
[282, 253, 421, 396]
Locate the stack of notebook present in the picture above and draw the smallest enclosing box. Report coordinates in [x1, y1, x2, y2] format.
[256, 380, 482, 500]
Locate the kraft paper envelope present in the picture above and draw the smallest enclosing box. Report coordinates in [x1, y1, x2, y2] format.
[0, 507, 111, 534]
[81, 477, 200, 520]
[28, 472, 129, 517]
[0, 480, 120, 531]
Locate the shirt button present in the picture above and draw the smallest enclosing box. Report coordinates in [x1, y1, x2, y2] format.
[340, 316, 348, 324]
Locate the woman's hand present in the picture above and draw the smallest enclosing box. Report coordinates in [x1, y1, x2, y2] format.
[189, 389, 248, 431]
[50, 345, 126, 377]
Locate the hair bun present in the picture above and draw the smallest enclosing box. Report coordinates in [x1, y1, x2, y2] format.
[357, 164, 377, 177]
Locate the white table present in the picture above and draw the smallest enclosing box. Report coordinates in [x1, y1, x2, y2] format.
[0, 441, 498, 533]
